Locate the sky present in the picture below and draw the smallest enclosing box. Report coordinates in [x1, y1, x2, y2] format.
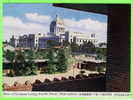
[4, 4, 107, 43]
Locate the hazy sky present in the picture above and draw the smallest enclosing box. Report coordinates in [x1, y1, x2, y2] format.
[4, 4, 107, 43]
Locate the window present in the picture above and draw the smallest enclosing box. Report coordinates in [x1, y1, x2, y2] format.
[91, 34, 95, 38]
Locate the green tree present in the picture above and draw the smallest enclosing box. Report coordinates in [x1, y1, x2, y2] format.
[81, 41, 95, 53]
[14, 50, 26, 76]
[98, 42, 107, 48]
[36, 49, 48, 59]
[70, 42, 79, 52]
[5, 50, 15, 76]
[45, 49, 57, 74]
[56, 48, 68, 72]
[95, 48, 106, 60]
[62, 40, 70, 47]
[5, 50, 15, 65]
[25, 49, 37, 75]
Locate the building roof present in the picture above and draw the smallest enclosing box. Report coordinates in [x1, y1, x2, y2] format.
[83, 59, 106, 63]
[3, 59, 48, 63]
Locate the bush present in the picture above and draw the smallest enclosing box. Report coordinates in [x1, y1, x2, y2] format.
[45, 64, 57, 74]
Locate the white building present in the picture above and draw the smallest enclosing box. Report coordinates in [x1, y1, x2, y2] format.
[9, 15, 97, 49]
[34, 33, 45, 48]
[66, 31, 98, 45]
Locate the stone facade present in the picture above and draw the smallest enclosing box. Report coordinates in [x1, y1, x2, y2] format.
[9, 15, 97, 49]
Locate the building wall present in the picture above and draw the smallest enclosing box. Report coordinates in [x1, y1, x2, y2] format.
[66, 31, 97, 45]
[9, 36, 17, 47]
[39, 36, 60, 48]
[9, 15, 98, 49]
[35, 33, 45, 48]
[32, 75, 105, 91]
[106, 5, 130, 92]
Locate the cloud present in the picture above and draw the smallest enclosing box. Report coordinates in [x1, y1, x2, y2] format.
[4, 16, 49, 41]
[25, 13, 51, 24]
[63, 18, 107, 43]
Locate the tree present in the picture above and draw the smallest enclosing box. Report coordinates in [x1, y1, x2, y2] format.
[25, 49, 37, 75]
[62, 40, 70, 47]
[5, 50, 15, 65]
[14, 50, 26, 76]
[56, 48, 68, 72]
[95, 48, 106, 60]
[81, 41, 95, 53]
[36, 49, 48, 59]
[70, 42, 79, 52]
[45, 49, 57, 74]
[98, 42, 107, 48]
[12, 49, 37, 76]
[5, 50, 15, 76]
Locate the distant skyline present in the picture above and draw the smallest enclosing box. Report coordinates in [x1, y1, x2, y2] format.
[4, 4, 107, 43]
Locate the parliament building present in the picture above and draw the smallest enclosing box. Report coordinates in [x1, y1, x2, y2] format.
[9, 15, 98, 49]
